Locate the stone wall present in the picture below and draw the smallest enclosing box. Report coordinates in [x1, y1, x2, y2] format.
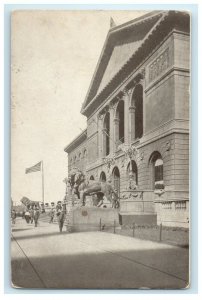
[66, 29, 190, 228]
[68, 139, 87, 174]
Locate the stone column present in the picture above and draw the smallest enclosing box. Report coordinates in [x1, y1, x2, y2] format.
[129, 106, 136, 142]
[109, 106, 114, 154]
[113, 117, 119, 151]
[102, 127, 107, 157]
[98, 115, 103, 158]
[123, 90, 130, 145]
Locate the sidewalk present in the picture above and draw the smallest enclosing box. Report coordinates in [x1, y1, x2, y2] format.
[11, 218, 189, 289]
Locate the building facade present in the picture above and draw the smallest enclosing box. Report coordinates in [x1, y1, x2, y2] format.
[64, 11, 190, 228]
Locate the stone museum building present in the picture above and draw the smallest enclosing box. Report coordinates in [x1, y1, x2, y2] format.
[64, 11, 190, 228]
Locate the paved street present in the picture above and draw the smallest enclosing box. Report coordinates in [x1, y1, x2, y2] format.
[11, 218, 189, 289]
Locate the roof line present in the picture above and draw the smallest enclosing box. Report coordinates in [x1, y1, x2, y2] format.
[81, 11, 163, 113]
[109, 10, 162, 33]
[81, 11, 168, 115]
[64, 128, 87, 152]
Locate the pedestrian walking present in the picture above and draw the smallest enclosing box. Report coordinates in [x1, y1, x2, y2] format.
[24, 210, 31, 224]
[49, 208, 55, 223]
[29, 208, 34, 224]
[33, 207, 40, 227]
[56, 203, 65, 233]
[11, 209, 16, 224]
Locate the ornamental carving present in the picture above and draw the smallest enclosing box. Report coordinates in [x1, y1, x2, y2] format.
[149, 48, 170, 82]
[127, 179, 137, 190]
[103, 156, 116, 172]
[123, 88, 133, 98]
[98, 113, 104, 121]
[154, 189, 165, 196]
[140, 151, 144, 161]
[109, 101, 116, 111]
[118, 144, 139, 160]
[88, 118, 97, 127]
[165, 141, 171, 151]
[140, 68, 146, 79]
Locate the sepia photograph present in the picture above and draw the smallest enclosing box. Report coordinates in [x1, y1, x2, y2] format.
[10, 9, 190, 289]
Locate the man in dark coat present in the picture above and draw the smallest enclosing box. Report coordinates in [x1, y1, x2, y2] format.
[49, 208, 55, 223]
[56, 202, 65, 233]
[33, 207, 40, 227]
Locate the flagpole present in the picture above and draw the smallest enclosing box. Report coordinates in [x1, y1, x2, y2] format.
[42, 160, 45, 204]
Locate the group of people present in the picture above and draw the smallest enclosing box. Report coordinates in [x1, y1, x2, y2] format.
[11, 202, 66, 233]
[23, 206, 40, 227]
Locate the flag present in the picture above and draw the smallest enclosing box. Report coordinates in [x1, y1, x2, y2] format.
[25, 161, 41, 174]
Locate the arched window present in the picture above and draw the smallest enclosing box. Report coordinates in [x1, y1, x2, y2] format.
[90, 175, 95, 180]
[79, 152, 82, 160]
[127, 160, 138, 185]
[112, 166, 120, 197]
[103, 112, 110, 156]
[100, 171, 106, 182]
[149, 152, 164, 189]
[131, 84, 143, 140]
[115, 100, 124, 146]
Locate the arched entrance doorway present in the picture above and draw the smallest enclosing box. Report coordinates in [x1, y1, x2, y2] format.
[112, 167, 120, 197]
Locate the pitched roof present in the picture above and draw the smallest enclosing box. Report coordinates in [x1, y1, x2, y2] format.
[81, 10, 190, 117]
[81, 11, 163, 114]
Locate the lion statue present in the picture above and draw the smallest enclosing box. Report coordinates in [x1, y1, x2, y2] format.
[68, 169, 119, 208]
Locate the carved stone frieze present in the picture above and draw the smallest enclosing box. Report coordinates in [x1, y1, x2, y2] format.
[149, 48, 170, 82]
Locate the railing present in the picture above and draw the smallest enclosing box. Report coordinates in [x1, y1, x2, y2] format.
[63, 218, 189, 247]
[39, 212, 189, 247]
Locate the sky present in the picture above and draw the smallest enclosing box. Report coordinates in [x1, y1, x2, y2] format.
[11, 10, 149, 205]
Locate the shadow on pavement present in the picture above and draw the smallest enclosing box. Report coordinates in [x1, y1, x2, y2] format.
[12, 228, 33, 232]
[12, 230, 69, 240]
[11, 246, 189, 289]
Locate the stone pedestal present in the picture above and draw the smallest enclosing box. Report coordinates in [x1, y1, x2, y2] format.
[70, 207, 119, 232]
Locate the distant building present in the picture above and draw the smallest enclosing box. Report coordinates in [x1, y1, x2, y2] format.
[64, 11, 190, 227]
